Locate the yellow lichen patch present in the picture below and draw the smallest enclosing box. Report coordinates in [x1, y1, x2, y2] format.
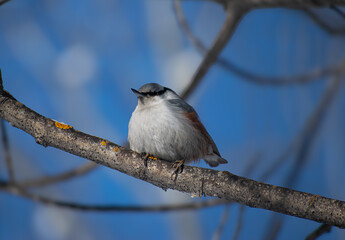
[113, 147, 120, 152]
[101, 141, 107, 146]
[55, 121, 73, 130]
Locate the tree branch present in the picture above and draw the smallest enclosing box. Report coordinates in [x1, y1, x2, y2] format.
[180, 2, 248, 99]
[0, 89, 345, 227]
[305, 224, 332, 240]
[18, 162, 97, 188]
[0, 180, 229, 212]
[221, 0, 345, 8]
[174, 0, 345, 86]
[0, 0, 10, 6]
[263, 73, 344, 239]
[0, 120, 15, 181]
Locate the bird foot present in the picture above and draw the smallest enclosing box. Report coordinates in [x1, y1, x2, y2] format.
[140, 152, 158, 167]
[171, 160, 185, 181]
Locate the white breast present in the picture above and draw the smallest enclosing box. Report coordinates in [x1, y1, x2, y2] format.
[128, 101, 206, 162]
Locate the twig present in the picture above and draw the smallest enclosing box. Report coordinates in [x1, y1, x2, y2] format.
[305, 224, 332, 240]
[0, 0, 10, 6]
[174, 0, 345, 86]
[233, 205, 246, 240]
[231, 153, 262, 240]
[304, 8, 345, 35]
[0, 120, 14, 181]
[0, 180, 228, 212]
[1, 90, 345, 227]
[262, 72, 345, 239]
[212, 204, 231, 240]
[18, 162, 97, 187]
[180, 2, 248, 99]
[0, 70, 15, 182]
[330, 4, 345, 18]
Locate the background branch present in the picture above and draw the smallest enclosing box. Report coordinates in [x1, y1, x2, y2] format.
[263, 73, 344, 239]
[18, 162, 97, 188]
[0, 89, 344, 228]
[180, 2, 247, 99]
[0, 180, 228, 212]
[305, 224, 332, 240]
[174, 0, 345, 86]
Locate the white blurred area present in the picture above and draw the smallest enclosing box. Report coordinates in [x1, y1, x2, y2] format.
[55, 44, 97, 89]
[33, 206, 93, 240]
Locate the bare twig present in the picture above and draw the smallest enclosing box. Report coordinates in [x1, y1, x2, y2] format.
[0, 180, 228, 212]
[330, 4, 345, 18]
[19, 162, 97, 187]
[263, 72, 345, 239]
[0, 0, 10, 6]
[180, 2, 248, 99]
[285, 74, 344, 188]
[304, 8, 345, 35]
[233, 205, 246, 240]
[0, 70, 14, 182]
[1, 86, 345, 227]
[174, 0, 345, 86]
[212, 204, 231, 240]
[305, 224, 332, 240]
[1, 120, 14, 181]
[237, 0, 345, 8]
[231, 153, 262, 240]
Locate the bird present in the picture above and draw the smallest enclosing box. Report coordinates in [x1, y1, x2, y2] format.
[128, 83, 228, 170]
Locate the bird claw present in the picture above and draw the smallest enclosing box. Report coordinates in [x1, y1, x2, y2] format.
[140, 152, 158, 167]
[171, 160, 184, 181]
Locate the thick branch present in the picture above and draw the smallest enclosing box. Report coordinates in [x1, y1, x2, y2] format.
[0, 91, 345, 228]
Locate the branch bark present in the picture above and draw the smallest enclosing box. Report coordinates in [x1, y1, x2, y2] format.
[0, 90, 345, 228]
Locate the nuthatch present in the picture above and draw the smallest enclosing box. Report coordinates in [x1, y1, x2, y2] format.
[128, 83, 227, 168]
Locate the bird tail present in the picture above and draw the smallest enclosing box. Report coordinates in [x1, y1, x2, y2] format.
[204, 155, 228, 167]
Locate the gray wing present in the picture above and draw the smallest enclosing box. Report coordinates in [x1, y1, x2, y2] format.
[167, 99, 195, 113]
[167, 99, 222, 157]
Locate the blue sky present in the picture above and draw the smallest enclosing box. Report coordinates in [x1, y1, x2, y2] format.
[0, 0, 345, 239]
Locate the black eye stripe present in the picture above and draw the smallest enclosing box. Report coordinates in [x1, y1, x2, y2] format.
[140, 88, 167, 96]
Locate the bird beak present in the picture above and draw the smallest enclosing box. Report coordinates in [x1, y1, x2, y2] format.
[131, 88, 144, 98]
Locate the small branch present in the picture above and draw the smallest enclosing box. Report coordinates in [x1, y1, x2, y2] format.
[304, 8, 345, 35]
[1, 120, 15, 181]
[212, 204, 231, 240]
[0, 0, 10, 6]
[180, 2, 248, 99]
[232, 0, 345, 8]
[0, 70, 14, 182]
[18, 162, 97, 188]
[330, 4, 345, 18]
[0, 180, 228, 212]
[263, 73, 344, 239]
[0, 90, 345, 227]
[174, 1, 345, 86]
[305, 224, 332, 240]
[233, 205, 246, 240]
[260, 73, 344, 181]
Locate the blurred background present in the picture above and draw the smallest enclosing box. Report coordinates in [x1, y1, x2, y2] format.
[0, 0, 345, 239]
